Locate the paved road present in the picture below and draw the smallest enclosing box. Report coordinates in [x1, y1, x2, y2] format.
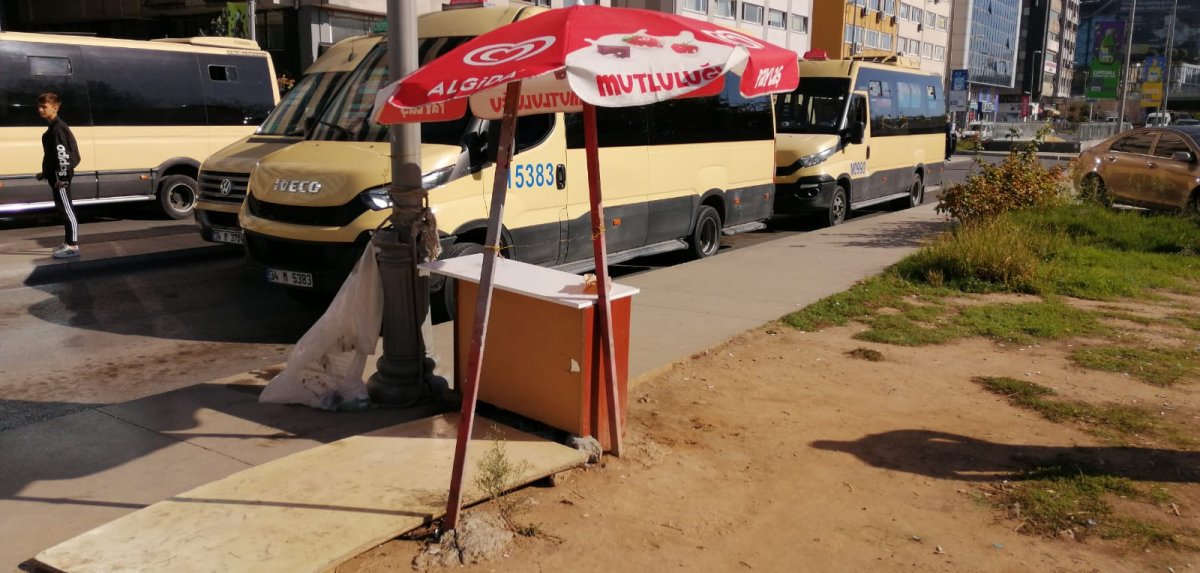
[0, 153, 1073, 432]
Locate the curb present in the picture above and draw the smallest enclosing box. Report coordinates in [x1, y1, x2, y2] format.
[0, 244, 237, 290]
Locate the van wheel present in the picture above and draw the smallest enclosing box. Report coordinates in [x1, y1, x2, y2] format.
[907, 173, 924, 209]
[827, 185, 848, 227]
[688, 205, 722, 259]
[157, 174, 198, 219]
[431, 242, 486, 323]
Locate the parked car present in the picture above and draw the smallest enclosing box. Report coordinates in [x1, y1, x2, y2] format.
[961, 121, 994, 141]
[1174, 118, 1200, 126]
[1074, 126, 1200, 211]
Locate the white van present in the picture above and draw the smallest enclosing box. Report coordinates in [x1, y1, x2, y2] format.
[1145, 112, 1173, 127]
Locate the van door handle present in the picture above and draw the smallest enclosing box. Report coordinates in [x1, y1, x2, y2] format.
[866, 146, 871, 160]
[556, 164, 566, 190]
[1106, 156, 1118, 162]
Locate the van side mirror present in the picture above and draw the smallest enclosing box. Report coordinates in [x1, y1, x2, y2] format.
[465, 132, 488, 167]
[848, 121, 865, 145]
[1172, 150, 1196, 163]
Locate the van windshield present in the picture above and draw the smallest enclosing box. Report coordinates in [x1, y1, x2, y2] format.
[257, 71, 347, 136]
[774, 78, 850, 135]
[311, 37, 474, 146]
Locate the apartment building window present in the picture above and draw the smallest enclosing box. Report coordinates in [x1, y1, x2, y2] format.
[767, 9, 786, 28]
[682, 0, 708, 14]
[790, 14, 809, 33]
[883, 0, 895, 16]
[713, 0, 735, 18]
[868, 0, 881, 10]
[925, 11, 936, 28]
[935, 15, 947, 30]
[741, 2, 763, 23]
[899, 3, 910, 19]
[865, 29, 879, 48]
[934, 45, 945, 60]
[922, 42, 933, 58]
[881, 34, 893, 51]
[911, 7, 922, 22]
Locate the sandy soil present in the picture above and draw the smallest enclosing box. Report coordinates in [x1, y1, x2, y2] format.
[341, 294, 1200, 573]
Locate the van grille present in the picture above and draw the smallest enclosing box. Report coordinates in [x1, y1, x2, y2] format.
[198, 170, 249, 205]
[246, 194, 369, 227]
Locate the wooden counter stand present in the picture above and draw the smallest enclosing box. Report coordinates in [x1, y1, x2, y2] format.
[422, 255, 637, 450]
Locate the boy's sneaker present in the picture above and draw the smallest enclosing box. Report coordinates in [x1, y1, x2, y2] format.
[52, 244, 79, 259]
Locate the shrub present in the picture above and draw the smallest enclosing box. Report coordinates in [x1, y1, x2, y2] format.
[895, 217, 1063, 292]
[937, 130, 1069, 226]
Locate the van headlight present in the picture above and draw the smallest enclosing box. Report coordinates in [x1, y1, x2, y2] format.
[360, 186, 392, 211]
[798, 147, 837, 168]
[358, 167, 456, 211]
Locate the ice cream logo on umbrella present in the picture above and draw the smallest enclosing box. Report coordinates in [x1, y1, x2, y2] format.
[589, 30, 716, 59]
[463, 36, 557, 66]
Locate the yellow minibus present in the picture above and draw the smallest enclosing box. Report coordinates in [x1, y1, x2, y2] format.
[239, 5, 777, 315]
[773, 55, 950, 226]
[0, 32, 277, 219]
[195, 34, 380, 245]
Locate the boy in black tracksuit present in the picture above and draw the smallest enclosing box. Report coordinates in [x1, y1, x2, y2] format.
[36, 92, 82, 259]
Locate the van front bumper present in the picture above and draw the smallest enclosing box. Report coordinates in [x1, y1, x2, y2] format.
[774, 175, 838, 213]
[244, 231, 371, 294]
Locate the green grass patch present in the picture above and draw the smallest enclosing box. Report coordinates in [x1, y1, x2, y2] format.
[973, 377, 1168, 442]
[855, 313, 968, 346]
[1168, 313, 1200, 331]
[1099, 310, 1160, 326]
[785, 203, 1200, 340]
[1071, 346, 1200, 386]
[992, 462, 1191, 548]
[782, 274, 939, 331]
[1012, 203, 1200, 255]
[958, 300, 1106, 344]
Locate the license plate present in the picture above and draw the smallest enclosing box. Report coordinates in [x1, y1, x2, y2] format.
[212, 229, 243, 245]
[266, 268, 313, 288]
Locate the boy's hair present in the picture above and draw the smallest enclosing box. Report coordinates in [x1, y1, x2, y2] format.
[38, 93, 61, 105]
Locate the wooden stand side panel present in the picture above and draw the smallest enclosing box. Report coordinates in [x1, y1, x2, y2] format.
[455, 282, 587, 435]
[582, 296, 631, 451]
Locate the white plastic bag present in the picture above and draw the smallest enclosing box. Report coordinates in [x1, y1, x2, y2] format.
[260, 244, 383, 410]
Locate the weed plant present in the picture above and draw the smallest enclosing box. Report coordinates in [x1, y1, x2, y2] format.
[937, 130, 1069, 226]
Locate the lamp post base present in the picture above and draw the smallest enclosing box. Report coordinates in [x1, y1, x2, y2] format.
[367, 227, 432, 407]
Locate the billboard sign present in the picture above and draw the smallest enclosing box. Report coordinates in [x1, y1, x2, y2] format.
[949, 69, 968, 112]
[1087, 20, 1124, 99]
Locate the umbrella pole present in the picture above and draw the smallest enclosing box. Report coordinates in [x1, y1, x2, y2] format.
[444, 81, 522, 532]
[582, 102, 623, 457]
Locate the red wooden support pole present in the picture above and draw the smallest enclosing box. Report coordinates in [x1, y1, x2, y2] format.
[444, 81, 522, 531]
[582, 102, 623, 457]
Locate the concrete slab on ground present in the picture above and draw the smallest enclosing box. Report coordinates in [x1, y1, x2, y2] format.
[32, 413, 587, 573]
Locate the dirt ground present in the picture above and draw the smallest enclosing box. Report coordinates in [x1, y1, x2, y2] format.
[341, 292, 1200, 573]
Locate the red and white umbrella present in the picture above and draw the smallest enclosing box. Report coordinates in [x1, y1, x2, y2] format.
[372, 4, 798, 530]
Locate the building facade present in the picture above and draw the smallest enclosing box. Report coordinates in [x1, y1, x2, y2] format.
[895, 1, 952, 76]
[948, 0, 1023, 122]
[636, 0, 813, 52]
[998, 0, 1080, 120]
[809, 0, 898, 60]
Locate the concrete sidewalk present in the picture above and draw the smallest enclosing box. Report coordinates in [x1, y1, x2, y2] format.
[0, 218, 229, 290]
[1, 203, 947, 571]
